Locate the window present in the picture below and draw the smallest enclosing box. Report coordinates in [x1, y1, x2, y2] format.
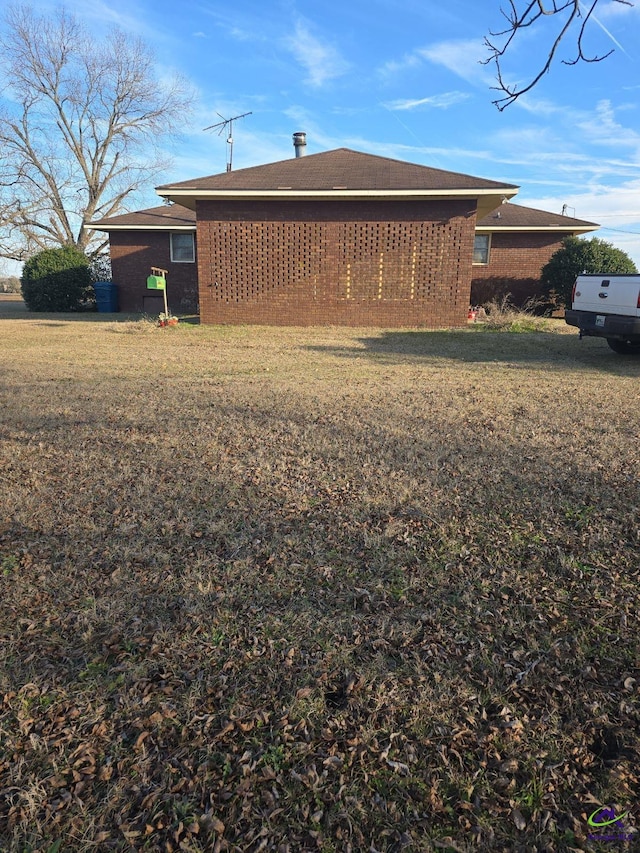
[473, 234, 490, 265]
[170, 232, 195, 263]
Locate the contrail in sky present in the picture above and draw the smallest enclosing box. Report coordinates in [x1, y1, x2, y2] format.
[579, 1, 632, 58]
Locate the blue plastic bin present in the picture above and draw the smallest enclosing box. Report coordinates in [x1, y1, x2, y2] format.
[94, 281, 119, 312]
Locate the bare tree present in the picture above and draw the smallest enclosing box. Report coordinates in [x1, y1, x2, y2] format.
[484, 1, 634, 109]
[0, 5, 194, 260]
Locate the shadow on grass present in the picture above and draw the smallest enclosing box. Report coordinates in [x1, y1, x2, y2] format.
[0, 299, 200, 325]
[0, 302, 130, 322]
[2, 344, 639, 850]
[304, 328, 640, 374]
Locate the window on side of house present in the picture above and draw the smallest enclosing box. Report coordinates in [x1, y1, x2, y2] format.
[170, 232, 195, 263]
[473, 234, 491, 265]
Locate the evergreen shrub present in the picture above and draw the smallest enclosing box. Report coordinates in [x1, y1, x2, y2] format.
[21, 246, 93, 312]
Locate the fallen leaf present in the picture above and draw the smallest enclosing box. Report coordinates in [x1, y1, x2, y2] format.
[210, 816, 224, 834]
[511, 808, 526, 831]
[386, 759, 409, 776]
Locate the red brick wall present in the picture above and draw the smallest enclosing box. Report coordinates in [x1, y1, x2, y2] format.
[108, 231, 199, 314]
[197, 200, 476, 327]
[471, 232, 566, 306]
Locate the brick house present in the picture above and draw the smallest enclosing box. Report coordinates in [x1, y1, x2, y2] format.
[472, 202, 598, 306]
[91, 204, 199, 316]
[91, 145, 597, 325]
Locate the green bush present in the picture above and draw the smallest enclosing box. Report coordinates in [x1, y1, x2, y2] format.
[21, 246, 93, 312]
[541, 236, 637, 309]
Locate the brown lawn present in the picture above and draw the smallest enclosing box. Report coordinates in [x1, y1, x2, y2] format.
[1, 312, 639, 852]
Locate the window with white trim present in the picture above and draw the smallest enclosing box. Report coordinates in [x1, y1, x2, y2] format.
[473, 234, 490, 265]
[170, 232, 195, 263]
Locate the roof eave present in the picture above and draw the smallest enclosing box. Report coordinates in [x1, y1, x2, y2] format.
[475, 224, 599, 233]
[157, 187, 518, 205]
[88, 223, 196, 232]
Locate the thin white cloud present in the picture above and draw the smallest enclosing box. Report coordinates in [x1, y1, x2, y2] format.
[378, 38, 490, 87]
[418, 39, 493, 87]
[193, 8, 268, 43]
[483, 97, 640, 181]
[576, 99, 640, 149]
[51, 0, 163, 40]
[227, 26, 261, 42]
[512, 94, 565, 117]
[385, 92, 471, 110]
[378, 52, 423, 79]
[283, 20, 350, 88]
[597, 0, 640, 17]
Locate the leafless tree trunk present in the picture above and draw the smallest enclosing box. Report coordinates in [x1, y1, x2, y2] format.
[484, 0, 634, 109]
[0, 5, 194, 260]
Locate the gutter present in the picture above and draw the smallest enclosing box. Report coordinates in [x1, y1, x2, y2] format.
[475, 225, 598, 233]
[157, 188, 519, 203]
[88, 223, 196, 233]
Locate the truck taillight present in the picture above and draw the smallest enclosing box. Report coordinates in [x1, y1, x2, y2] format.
[637, 289, 640, 310]
[571, 280, 577, 305]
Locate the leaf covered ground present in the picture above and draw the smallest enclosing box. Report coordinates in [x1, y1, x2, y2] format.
[0, 312, 639, 852]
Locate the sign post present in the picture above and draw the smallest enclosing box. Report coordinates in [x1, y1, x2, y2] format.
[146, 267, 175, 325]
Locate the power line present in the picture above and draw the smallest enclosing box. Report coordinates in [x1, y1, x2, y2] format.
[598, 226, 640, 235]
[590, 213, 640, 219]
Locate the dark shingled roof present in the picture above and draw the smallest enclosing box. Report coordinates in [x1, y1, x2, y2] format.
[477, 202, 598, 229]
[156, 148, 518, 193]
[91, 201, 599, 234]
[91, 205, 196, 230]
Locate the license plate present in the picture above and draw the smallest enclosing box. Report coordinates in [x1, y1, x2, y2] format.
[595, 315, 606, 327]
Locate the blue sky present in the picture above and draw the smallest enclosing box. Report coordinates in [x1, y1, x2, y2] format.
[8, 0, 640, 263]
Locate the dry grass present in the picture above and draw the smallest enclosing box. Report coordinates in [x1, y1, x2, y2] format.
[474, 296, 552, 333]
[1, 312, 639, 852]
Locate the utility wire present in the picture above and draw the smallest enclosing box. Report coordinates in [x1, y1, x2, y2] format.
[598, 226, 640, 235]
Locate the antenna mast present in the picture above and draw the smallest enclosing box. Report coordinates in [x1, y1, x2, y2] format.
[203, 111, 252, 172]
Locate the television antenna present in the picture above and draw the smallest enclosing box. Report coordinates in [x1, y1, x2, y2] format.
[203, 111, 252, 172]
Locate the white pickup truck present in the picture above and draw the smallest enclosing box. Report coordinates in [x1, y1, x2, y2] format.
[565, 274, 640, 354]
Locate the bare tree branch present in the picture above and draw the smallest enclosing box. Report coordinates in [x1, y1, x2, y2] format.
[0, 4, 194, 260]
[483, 0, 634, 109]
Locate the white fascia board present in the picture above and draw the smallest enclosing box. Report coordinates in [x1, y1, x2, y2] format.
[475, 225, 598, 233]
[157, 188, 519, 202]
[88, 224, 196, 232]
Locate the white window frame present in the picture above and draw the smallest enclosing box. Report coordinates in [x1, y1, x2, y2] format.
[170, 232, 195, 263]
[473, 234, 491, 265]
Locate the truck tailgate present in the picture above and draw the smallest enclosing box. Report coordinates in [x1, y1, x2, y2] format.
[573, 277, 640, 315]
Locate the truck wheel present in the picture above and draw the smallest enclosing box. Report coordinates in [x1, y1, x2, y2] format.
[606, 338, 640, 354]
